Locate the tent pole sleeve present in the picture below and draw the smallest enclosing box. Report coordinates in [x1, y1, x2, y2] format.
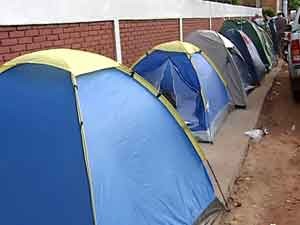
[206, 160, 230, 211]
[71, 75, 99, 225]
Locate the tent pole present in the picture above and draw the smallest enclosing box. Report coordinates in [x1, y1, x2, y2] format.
[206, 160, 230, 211]
[114, 19, 123, 64]
[71, 76, 99, 225]
[209, 1, 212, 30]
[179, 17, 183, 41]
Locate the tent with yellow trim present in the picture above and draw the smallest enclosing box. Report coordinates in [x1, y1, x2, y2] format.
[132, 41, 231, 142]
[0, 49, 224, 225]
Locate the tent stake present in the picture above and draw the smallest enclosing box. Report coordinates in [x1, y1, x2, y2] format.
[206, 160, 230, 212]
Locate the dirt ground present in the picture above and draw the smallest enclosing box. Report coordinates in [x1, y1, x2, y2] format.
[221, 63, 300, 225]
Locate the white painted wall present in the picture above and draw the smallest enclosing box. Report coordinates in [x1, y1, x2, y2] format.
[0, 0, 262, 25]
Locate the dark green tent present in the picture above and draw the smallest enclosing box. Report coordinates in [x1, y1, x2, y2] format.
[258, 26, 277, 65]
[220, 19, 274, 70]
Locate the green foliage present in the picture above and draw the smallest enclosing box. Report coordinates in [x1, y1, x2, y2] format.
[262, 8, 275, 17]
[289, 0, 300, 10]
[231, 0, 241, 5]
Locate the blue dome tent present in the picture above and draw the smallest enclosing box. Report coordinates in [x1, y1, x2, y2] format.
[0, 49, 224, 225]
[219, 33, 256, 93]
[132, 41, 231, 142]
[228, 46, 257, 93]
[221, 29, 266, 85]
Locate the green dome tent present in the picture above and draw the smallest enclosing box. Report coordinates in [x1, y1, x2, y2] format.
[220, 19, 274, 70]
[257, 25, 277, 65]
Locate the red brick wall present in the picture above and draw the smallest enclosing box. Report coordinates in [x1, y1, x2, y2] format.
[120, 19, 180, 66]
[0, 21, 115, 65]
[183, 18, 210, 39]
[211, 18, 225, 31]
[0, 17, 232, 66]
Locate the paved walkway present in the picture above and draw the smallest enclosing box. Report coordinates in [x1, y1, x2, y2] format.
[201, 62, 282, 201]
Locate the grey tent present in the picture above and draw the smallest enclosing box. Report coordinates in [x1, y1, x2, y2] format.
[185, 30, 247, 107]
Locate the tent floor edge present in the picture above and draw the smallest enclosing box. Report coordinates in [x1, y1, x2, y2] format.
[193, 198, 225, 225]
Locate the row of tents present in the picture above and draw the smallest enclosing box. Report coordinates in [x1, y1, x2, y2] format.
[0, 19, 275, 225]
[132, 19, 276, 142]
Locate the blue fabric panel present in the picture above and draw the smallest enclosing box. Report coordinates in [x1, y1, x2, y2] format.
[239, 31, 266, 82]
[222, 29, 258, 84]
[133, 51, 207, 132]
[133, 52, 169, 90]
[167, 53, 201, 92]
[222, 29, 263, 85]
[77, 68, 216, 225]
[134, 50, 200, 92]
[168, 60, 207, 132]
[137, 57, 206, 131]
[0, 64, 94, 225]
[229, 48, 256, 89]
[191, 53, 230, 126]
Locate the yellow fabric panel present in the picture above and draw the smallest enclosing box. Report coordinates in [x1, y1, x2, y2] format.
[131, 41, 200, 71]
[183, 127, 207, 161]
[153, 41, 200, 55]
[0, 49, 119, 76]
[133, 74, 159, 96]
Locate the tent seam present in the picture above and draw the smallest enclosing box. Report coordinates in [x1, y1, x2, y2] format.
[71, 74, 99, 225]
